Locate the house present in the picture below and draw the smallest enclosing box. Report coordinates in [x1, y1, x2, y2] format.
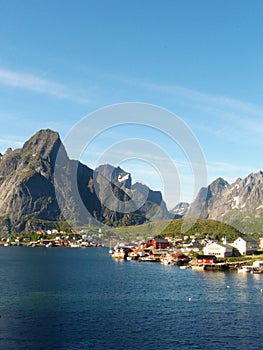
[259, 238, 263, 250]
[196, 255, 217, 265]
[203, 242, 233, 258]
[253, 261, 263, 268]
[172, 253, 190, 264]
[146, 238, 170, 249]
[232, 236, 258, 255]
[181, 240, 203, 253]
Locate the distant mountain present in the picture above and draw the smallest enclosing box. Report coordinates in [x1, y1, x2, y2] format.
[188, 173, 263, 234]
[170, 202, 190, 217]
[95, 164, 172, 221]
[2, 129, 263, 235]
[0, 129, 170, 234]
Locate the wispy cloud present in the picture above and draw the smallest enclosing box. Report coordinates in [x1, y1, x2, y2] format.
[206, 160, 258, 184]
[0, 67, 90, 104]
[128, 78, 263, 118]
[0, 138, 24, 153]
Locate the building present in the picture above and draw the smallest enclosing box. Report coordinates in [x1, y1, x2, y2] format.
[196, 255, 217, 265]
[146, 238, 170, 249]
[232, 236, 258, 255]
[203, 242, 233, 258]
[181, 240, 203, 253]
[253, 260, 263, 268]
[259, 238, 263, 250]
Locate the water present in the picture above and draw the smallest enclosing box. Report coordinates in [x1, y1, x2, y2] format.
[0, 247, 263, 350]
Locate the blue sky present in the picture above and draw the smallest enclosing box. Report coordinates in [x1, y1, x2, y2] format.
[0, 0, 262, 208]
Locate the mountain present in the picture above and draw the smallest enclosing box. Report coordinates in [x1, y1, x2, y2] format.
[95, 164, 172, 221]
[0, 129, 169, 234]
[188, 172, 263, 234]
[0, 130, 62, 233]
[170, 202, 190, 217]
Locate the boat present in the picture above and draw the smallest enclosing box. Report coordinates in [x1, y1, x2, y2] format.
[191, 265, 206, 271]
[70, 243, 80, 248]
[139, 256, 158, 262]
[180, 265, 191, 269]
[237, 266, 253, 273]
[108, 240, 113, 254]
[160, 256, 175, 265]
[111, 248, 126, 259]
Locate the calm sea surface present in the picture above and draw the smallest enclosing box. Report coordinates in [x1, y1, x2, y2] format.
[0, 247, 263, 350]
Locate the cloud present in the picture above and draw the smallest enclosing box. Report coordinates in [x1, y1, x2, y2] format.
[0, 138, 23, 153]
[0, 67, 89, 104]
[130, 78, 263, 117]
[206, 160, 256, 183]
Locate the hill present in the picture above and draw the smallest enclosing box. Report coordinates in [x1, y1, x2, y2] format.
[160, 218, 243, 242]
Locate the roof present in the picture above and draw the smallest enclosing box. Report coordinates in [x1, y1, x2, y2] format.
[238, 236, 258, 243]
[153, 238, 169, 243]
[208, 242, 233, 249]
[197, 255, 217, 259]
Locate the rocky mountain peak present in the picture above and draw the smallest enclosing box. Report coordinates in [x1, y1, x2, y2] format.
[170, 202, 190, 217]
[95, 164, 132, 189]
[209, 177, 229, 191]
[22, 129, 67, 169]
[187, 171, 263, 234]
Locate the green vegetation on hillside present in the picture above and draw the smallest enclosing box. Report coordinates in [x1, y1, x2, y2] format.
[104, 218, 243, 243]
[160, 218, 243, 241]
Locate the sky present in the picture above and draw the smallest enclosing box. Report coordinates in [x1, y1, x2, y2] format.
[0, 0, 262, 209]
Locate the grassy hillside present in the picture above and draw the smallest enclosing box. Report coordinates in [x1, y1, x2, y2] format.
[106, 218, 243, 243]
[160, 218, 243, 241]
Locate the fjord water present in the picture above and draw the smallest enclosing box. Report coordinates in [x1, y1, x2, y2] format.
[0, 247, 262, 350]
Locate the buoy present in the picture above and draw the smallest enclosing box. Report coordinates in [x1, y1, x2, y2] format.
[188, 297, 192, 302]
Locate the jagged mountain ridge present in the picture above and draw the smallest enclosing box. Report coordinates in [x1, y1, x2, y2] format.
[0, 129, 170, 233]
[170, 202, 190, 217]
[188, 172, 263, 233]
[95, 165, 172, 221]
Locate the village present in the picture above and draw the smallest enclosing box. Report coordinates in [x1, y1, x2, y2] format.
[0, 228, 105, 248]
[2, 228, 263, 273]
[110, 234, 263, 273]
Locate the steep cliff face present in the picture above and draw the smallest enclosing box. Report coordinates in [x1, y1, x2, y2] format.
[0, 130, 62, 231]
[131, 182, 172, 220]
[0, 129, 148, 233]
[95, 164, 132, 190]
[188, 177, 229, 219]
[95, 164, 172, 221]
[188, 172, 263, 233]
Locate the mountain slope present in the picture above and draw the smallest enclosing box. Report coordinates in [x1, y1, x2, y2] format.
[95, 164, 172, 221]
[0, 129, 168, 233]
[188, 172, 263, 234]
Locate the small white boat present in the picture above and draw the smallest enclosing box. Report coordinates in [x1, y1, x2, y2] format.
[191, 265, 205, 271]
[160, 258, 175, 266]
[238, 266, 252, 273]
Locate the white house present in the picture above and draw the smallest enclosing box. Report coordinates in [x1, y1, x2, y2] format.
[203, 242, 233, 258]
[232, 236, 258, 255]
[253, 260, 263, 268]
[259, 238, 263, 250]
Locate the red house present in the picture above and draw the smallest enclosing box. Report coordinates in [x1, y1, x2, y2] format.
[149, 238, 170, 249]
[196, 255, 217, 265]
